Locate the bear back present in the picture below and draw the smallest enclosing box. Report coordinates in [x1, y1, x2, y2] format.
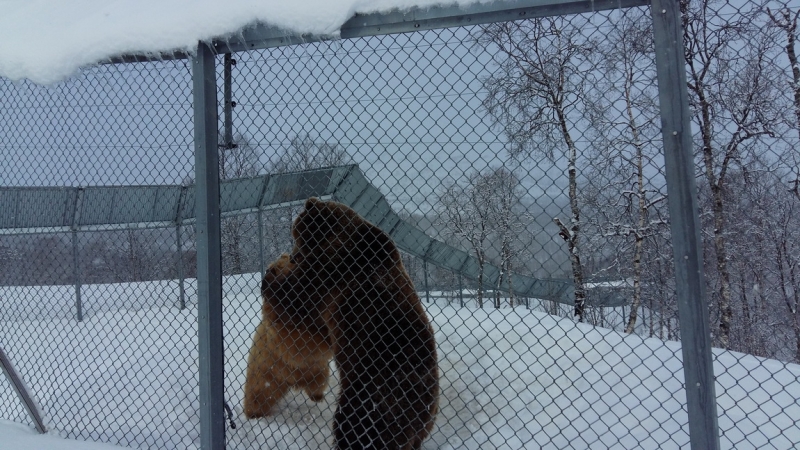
[288, 197, 439, 449]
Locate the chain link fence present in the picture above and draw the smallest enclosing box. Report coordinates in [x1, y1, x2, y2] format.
[2, 0, 800, 449]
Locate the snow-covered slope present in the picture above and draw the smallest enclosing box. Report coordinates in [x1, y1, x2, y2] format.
[1, 274, 799, 449]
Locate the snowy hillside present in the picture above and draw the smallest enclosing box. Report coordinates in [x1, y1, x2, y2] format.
[1, 274, 799, 449]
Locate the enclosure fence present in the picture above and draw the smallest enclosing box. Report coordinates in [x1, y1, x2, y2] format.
[2, 0, 800, 449]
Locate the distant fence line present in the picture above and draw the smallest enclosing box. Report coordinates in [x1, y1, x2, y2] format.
[0, 166, 624, 322]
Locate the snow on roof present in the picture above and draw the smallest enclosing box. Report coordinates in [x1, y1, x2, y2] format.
[0, 0, 485, 85]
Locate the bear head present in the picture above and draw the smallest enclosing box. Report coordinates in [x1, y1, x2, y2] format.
[290, 197, 396, 274]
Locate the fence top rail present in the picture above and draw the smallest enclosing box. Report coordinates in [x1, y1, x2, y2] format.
[210, 0, 651, 55]
[0, 167, 345, 233]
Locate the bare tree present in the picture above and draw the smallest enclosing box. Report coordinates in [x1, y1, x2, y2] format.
[437, 172, 494, 308]
[0, 241, 18, 285]
[486, 167, 527, 308]
[105, 229, 168, 282]
[681, 0, 781, 348]
[772, 198, 800, 361]
[731, 169, 800, 361]
[767, 6, 800, 199]
[437, 167, 526, 308]
[583, 10, 669, 334]
[261, 134, 354, 262]
[479, 17, 592, 321]
[220, 135, 260, 274]
[270, 133, 350, 173]
[181, 133, 262, 275]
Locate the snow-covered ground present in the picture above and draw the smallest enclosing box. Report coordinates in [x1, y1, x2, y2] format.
[0, 420, 127, 450]
[1, 274, 800, 449]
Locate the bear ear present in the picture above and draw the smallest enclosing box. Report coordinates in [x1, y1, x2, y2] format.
[305, 197, 321, 210]
[294, 197, 336, 248]
[358, 225, 395, 267]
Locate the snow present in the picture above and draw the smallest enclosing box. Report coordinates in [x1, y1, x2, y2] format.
[0, 420, 127, 450]
[2, 274, 800, 449]
[0, 0, 489, 85]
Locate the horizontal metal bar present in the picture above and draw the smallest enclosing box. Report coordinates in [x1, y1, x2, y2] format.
[103, 50, 192, 65]
[0, 222, 177, 235]
[339, 0, 650, 38]
[102, 0, 651, 63]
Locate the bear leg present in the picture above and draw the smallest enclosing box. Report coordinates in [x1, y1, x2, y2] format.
[243, 322, 290, 418]
[302, 365, 330, 402]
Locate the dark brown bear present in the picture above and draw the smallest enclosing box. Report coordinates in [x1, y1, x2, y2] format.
[248, 197, 439, 449]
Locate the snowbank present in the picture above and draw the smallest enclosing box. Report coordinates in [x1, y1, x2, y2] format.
[0, 0, 488, 84]
[0, 420, 127, 450]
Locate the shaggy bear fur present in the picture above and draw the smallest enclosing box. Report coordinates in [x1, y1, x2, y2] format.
[242, 253, 334, 419]
[243, 197, 439, 450]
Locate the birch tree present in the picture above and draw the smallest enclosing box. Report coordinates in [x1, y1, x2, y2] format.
[582, 10, 668, 333]
[767, 6, 800, 199]
[681, 0, 781, 347]
[766, 5, 800, 361]
[479, 17, 591, 320]
[772, 197, 800, 361]
[437, 172, 495, 308]
[489, 167, 527, 308]
[437, 167, 526, 308]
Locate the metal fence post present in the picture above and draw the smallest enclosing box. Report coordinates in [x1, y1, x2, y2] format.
[176, 223, 186, 310]
[222, 53, 234, 150]
[258, 209, 265, 275]
[192, 41, 226, 450]
[458, 273, 463, 308]
[71, 188, 84, 322]
[651, 1, 721, 449]
[423, 260, 430, 303]
[0, 345, 46, 434]
[176, 185, 187, 310]
[72, 230, 82, 322]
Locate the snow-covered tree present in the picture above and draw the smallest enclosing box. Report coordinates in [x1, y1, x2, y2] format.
[437, 167, 527, 308]
[767, 5, 800, 199]
[478, 17, 591, 320]
[681, 0, 782, 348]
[582, 10, 668, 333]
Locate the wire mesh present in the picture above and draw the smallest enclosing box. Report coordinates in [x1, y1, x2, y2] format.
[1, 1, 800, 449]
[0, 59, 200, 448]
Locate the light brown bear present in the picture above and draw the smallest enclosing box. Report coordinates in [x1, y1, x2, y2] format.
[243, 197, 439, 450]
[242, 252, 334, 419]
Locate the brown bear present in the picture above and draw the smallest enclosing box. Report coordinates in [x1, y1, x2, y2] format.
[244, 197, 439, 450]
[242, 253, 334, 419]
